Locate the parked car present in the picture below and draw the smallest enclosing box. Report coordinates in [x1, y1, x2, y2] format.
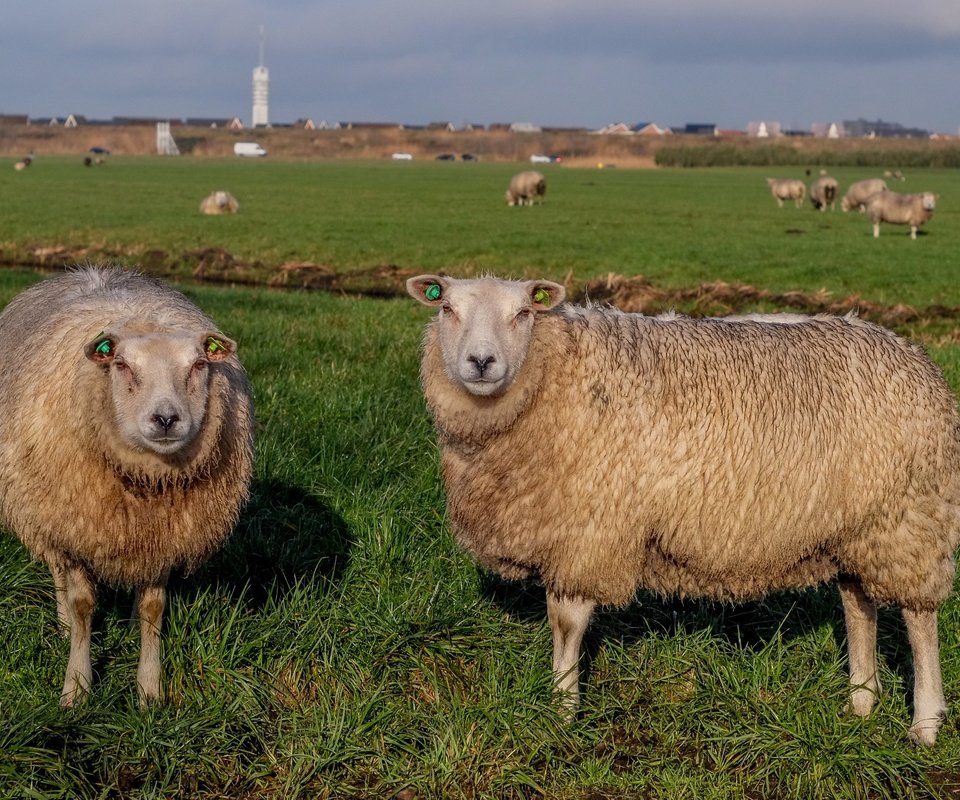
[461, 153, 477, 161]
[529, 154, 552, 164]
[391, 152, 414, 161]
[435, 153, 456, 161]
[234, 142, 267, 157]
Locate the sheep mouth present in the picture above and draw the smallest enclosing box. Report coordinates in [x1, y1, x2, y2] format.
[461, 377, 509, 397]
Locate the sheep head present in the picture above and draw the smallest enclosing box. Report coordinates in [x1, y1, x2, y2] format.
[921, 192, 937, 211]
[408, 274, 565, 397]
[84, 328, 236, 456]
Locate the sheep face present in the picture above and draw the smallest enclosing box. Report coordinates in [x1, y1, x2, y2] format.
[921, 192, 937, 211]
[84, 329, 236, 456]
[408, 275, 565, 397]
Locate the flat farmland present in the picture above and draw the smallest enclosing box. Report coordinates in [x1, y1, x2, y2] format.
[2, 158, 960, 799]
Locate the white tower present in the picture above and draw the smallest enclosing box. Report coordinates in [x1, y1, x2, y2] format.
[252, 25, 269, 128]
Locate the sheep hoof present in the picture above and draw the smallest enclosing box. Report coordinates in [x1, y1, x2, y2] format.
[908, 711, 947, 747]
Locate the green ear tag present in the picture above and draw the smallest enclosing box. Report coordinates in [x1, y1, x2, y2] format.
[425, 284, 442, 302]
[206, 337, 225, 354]
[533, 288, 551, 305]
[95, 339, 111, 356]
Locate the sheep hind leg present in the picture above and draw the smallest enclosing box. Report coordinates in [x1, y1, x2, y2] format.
[48, 562, 70, 636]
[902, 607, 947, 746]
[838, 579, 880, 717]
[546, 592, 596, 718]
[135, 580, 167, 706]
[60, 565, 96, 707]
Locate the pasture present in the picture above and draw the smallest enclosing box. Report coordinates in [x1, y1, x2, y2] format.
[1, 158, 960, 799]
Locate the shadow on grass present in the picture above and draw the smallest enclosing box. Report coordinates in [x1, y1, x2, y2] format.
[480, 572, 917, 703]
[172, 477, 354, 607]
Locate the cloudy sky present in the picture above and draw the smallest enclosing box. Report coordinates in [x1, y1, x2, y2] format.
[4, 1, 960, 133]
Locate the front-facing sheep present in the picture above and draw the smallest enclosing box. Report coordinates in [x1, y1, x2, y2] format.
[408, 273, 960, 746]
[200, 190, 240, 215]
[866, 191, 936, 239]
[0, 266, 254, 706]
[765, 178, 805, 208]
[506, 170, 546, 206]
[809, 176, 839, 211]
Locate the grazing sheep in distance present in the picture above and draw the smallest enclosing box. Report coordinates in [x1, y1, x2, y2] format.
[200, 191, 240, 215]
[0, 267, 254, 706]
[407, 273, 960, 746]
[14, 155, 32, 171]
[505, 170, 546, 206]
[866, 191, 936, 239]
[765, 178, 805, 208]
[809, 176, 839, 211]
[841, 178, 888, 212]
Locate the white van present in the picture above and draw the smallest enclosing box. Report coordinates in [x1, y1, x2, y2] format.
[234, 142, 267, 157]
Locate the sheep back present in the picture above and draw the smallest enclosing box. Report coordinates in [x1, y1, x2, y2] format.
[421, 308, 960, 609]
[0, 267, 254, 587]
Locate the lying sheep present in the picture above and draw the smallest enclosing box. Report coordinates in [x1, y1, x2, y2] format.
[505, 170, 546, 206]
[765, 178, 805, 208]
[866, 191, 936, 239]
[0, 266, 254, 706]
[408, 273, 960, 746]
[841, 178, 888, 212]
[809, 176, 839, 211]
[200, 190, 240, 215]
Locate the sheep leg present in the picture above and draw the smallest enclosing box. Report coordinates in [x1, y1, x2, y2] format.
[902, 607, 947, 746]
[546, 592, 596, 716]
[838, 579, 880, 717]
[136, 581, 167, 705]
[60, 565, 96, 707]
[873, 222, 881, 238]
[48, 562, 70, 635]
[910, 225, 918, 240]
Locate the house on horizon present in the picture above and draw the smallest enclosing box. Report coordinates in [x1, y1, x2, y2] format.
[747, 121, 782, 138]
[509, 122, 541, 133]
[186, 117, 243, 129]
[594, 122, 632, 135]
[632, 122, 670, 136]
[683, 123, 718, 136]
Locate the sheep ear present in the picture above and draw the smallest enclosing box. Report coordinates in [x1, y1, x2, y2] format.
[407, 275, 448, 306]
[529, 281, 565, 310]
[203, 333, 236, 361]
[84, 332, 116, 363]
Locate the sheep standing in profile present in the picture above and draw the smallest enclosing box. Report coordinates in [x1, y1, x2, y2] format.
[809, 176, 839, 211]
[841, 178, 888, 212]
[408, 273, 960, 746]
[505, 170, 546, 206]
[866, 191, 936, 239]
[0, 267, 254, 706]
[200, 190, 240, 215]
[765, 178, 805, 208]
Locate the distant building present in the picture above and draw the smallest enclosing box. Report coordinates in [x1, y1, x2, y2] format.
[595, 122, 632, 135]
[252, 25, 269, 128]
[810, 122, 845, 138]
[0, 114, 29, 126]
[843, 118, 928, 138]
[631, 122, 670, 136]
[509, 122, 541, 133]
[746, 121, 782, 138]
[683, 123, 718, 136]
[186, 117, 243, 129]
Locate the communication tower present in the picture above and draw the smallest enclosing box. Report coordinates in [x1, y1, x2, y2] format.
[252, 25, 269, 128]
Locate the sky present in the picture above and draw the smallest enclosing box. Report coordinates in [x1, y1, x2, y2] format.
[3, 1, 960, 134]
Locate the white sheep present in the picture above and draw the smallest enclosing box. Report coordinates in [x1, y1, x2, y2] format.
[407, 273, 960, 746]
[0, 266, 254, 706]
[199, 190, 240, 215]
[506, 171, 546, 206]
[841, 178, 888, 212]
[765, 178, 805, 208]
[809, 176, 839, 211]
[866, 191, 936, 239]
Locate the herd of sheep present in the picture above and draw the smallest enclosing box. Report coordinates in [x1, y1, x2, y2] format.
[767, 174, 938, 239]
[0, 160, 956, 751]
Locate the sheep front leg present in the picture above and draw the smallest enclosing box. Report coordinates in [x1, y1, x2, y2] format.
[873, 222, 881, 238]
[60, 565, 96, 707]
[546, 592, 596, 717]
[136, 581, 167, 705]
[902, 607, 947, 746]
[838, 579, 880, 717]
[48, 562, 70, 635]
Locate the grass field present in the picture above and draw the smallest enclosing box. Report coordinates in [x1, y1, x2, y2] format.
[1, 158, 960, 799]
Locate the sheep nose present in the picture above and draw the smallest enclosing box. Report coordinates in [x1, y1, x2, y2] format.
[468, 354, 496, 376]
[152, 414, 180, 433]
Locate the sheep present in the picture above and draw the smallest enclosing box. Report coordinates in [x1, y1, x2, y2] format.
[407, 273, 960, 746]
[765, 178, 805, 208]
[199, 190, 240, 215]
[809, 176, 839, 211]
[866, 191, 936, 239]
[14, 156, 32, 171]
[0, 266, 254, 706]
[841, 178, 888, 212]
[505, 171, 546, 206]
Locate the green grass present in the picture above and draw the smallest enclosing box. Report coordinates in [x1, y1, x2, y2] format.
[1, 160, 960, 798]
[2, 157, 960, 309]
